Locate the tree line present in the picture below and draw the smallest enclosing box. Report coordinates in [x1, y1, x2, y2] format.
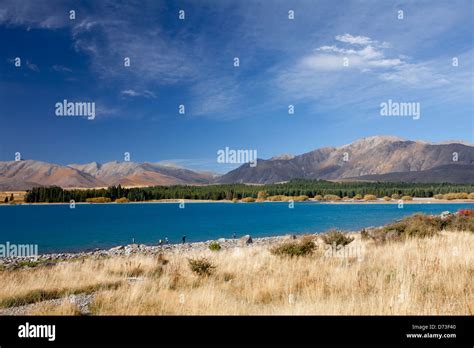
[24, 180, 474, 203]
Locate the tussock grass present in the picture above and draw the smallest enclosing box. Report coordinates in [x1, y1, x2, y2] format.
[0, 282, 121, 308]
[0, 231, 472, 315]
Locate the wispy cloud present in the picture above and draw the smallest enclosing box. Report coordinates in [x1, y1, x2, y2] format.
[121, 89, 156, 98]
[26, 60, 39, 72]
[52, 64, 72, 73]
[275, 32, 471, 114]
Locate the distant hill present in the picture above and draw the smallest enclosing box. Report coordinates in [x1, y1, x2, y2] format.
[346, 164, 474, 184]
[0, 160, 214, 190]
[0, 160, 102, 190]
[68, 161, 213, 187]
[216, 136, 474, 184]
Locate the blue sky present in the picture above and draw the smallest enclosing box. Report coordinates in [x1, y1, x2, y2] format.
[0, 0, 472, 172]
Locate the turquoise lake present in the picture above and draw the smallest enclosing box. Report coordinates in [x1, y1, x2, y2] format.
[0, 202, 472, 253]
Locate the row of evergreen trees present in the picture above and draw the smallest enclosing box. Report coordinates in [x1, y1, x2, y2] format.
[24, 180, 474, 203]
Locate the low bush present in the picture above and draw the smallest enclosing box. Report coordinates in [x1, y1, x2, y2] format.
[267, 195, 291, 202]
[209, 241, 221, 251]
[86, 197, 111, 203]
[241, 197, 255, 203]
[444, 209, 474, 232]
[353, 194, 363, 200]
[443, 192, 469, 200]
[323, 194, 341, 201]
[364, 194, 377, 201]
[115, 197, 129, 203]
[401, 195, 413, 201]
[314, 195, 323, 201]
[383, 196, 391, 201]
[187, 258, 216, 276]
[321, 230, 354, 248]
[366, 210, 474, 243]
[367, 214, 446, 243]
[270, 236, 316, 257]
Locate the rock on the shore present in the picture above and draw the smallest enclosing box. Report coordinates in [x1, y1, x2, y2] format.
[239, 235, 253, 246]
[440, 211, 452, 220]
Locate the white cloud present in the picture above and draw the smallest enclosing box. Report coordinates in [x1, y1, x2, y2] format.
[308, 35, 402, 71]
[121, 89, 156, 98]
[335, 34, 373, 45]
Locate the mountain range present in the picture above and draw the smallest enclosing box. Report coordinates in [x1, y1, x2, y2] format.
[216, 136, 474, 184]
[0, 136, 473, 190]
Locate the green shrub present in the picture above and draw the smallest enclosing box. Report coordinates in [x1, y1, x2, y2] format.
[383, 196, 391, 201]
[321, 230, 354, 248]
[364, 194, 377, 201]
[270, 236, 316, 257]
[314, 195, 323, 201]
[401, 195, 413, 201]
[209, 241, 222, 251]
[391, 194, 401, 200]
[187, 258, 216, 276]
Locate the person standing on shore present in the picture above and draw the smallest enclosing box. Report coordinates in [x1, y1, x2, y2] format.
[164, 236, 169, 244]
[182, 235, 186, 244]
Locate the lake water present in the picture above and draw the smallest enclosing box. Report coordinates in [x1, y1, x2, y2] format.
[0, 202, 472, 253]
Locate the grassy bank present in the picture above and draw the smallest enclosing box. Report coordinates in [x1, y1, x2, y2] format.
[0, 213, 472, 315]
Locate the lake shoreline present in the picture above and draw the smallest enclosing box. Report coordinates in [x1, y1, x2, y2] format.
[3, 198, 474, 206]
[0, 234, 300, 268]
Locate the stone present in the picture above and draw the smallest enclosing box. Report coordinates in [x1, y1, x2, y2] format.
[440, 211, 452, 220]
[239, 235, 253, 246]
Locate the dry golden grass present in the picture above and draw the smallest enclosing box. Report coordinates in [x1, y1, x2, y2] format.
[0, 191, 26, 203]
[0, 231, 472, 315]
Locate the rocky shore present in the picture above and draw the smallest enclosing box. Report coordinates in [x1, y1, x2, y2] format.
[0, 234, 298, 269]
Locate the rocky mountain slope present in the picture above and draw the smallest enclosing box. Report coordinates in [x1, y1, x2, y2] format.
[0, 160, 213, 190]
[216, 136, 474, 184]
